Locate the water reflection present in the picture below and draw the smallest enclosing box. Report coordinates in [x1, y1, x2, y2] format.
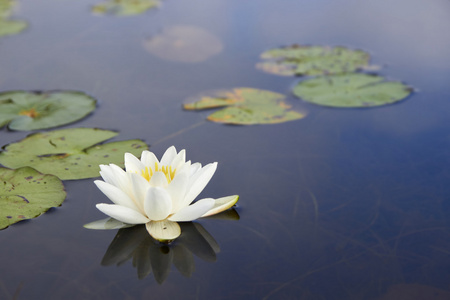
[100, 209, 239, 283]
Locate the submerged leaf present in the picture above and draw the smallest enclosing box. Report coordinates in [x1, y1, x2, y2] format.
[0, 90, 97, 131]
[144, 25, 223, 63]
[0, 128, 148, 180]
[184, 88, 306, 125]
[92, 0, 160, 16]
[256, 45, 370, 76]
[293, 73, 413, 107]
[0, 167, 66, 229]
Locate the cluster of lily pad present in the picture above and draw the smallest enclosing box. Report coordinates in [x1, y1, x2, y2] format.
[259, 44, 413, 108]
[0, 0, 27, 37]
[0, 91, 147, 230]
[0, 90, 239, 244]
[184, 45, 413, 125]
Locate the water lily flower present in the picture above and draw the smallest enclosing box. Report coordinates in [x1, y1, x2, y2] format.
[92, 146, 239, 242]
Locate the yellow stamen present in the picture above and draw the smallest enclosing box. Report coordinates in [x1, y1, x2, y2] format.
[140, 162, 176, 183]
[19, 108, 39, 118]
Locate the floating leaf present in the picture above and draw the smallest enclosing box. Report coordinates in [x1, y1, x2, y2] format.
[0, 128, 148, 180]
[0, 0, 28, 37]
[0, 19, 27, 37]
[292, 73, 413, 108]
[144, 25, 223, 63]
[0, 90, 97, 131]
[256, 45, 371, 76]
[0, 167, 66, 229]
[184, 88, 306, 125]
[92, 0, 160, 16]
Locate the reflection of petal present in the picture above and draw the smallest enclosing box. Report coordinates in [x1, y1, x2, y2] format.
[204, 208, 240, 221]
[133, 240, 152, 280]
[172, 244, 195, 278]
[149, 243, 173, 284]
[179, 223, 219, 262]
[101, 226, 148, 266]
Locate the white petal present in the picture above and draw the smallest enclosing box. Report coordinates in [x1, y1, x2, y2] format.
[201, 195, 239, 217]
[94, 180, 140, 211]
[160, 146, 177, 166]
[183, 162, 217, 207]
[144, 187, 172, 221]
[108, 164, 132, 195]
[124, 152, 144, 173]
[169, 198, 215, 222]
[99, 165, 116, 185]
[149, 171, 169, 187]
[83, 217, 133, 230]
[170, 149, 186, 170]
[166, 170, 189, 213]
[129, 172, 150, 212]
[141, 150, 158, 167]
[189, 162, 202, 176]
[177, 160, 191, 175]
[96, 203, 149, 224]
[146, 220, 181, 241]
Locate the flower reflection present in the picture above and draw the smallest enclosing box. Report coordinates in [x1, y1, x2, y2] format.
[100, 209, 239, 283]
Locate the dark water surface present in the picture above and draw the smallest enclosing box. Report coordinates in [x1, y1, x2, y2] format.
[1, 0, 450, 299]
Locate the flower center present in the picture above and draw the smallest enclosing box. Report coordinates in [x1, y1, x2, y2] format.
[141, 162, 176, 183]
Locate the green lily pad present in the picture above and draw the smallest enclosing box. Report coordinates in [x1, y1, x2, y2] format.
[292, 73, 413, 107]
[0, 0, 28, 37]
[0, 19, 27, 37]
[0, 0, 15, 18]
[0, 128, 148, 180]
[184, 88, 306, 125]
[0, 90, 97, 131]
[92, 0, 160, 16]
[0, 167, 66, 229]
[256, 45, 371, 76]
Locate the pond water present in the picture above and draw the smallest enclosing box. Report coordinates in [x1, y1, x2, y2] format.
[1, 0, 450, 299]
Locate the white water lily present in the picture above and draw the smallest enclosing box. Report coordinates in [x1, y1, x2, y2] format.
[92, 146, 239, 242]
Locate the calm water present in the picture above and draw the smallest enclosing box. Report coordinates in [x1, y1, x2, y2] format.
[1, 0, 450, 299]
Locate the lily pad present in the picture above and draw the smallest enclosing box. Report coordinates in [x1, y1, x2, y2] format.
[0, 19, 27, 37]
[144, 25, 223, 63]
[256, 45, 371, 76]
[0, 0, 28, 37]
[184, 88, 306, 125]
[92, 0, 160, 16]
[0, 167, 66, 229]
[0, 90, 97, 131]
[292, 73, 412, 108]
[0, 128, 148, 180]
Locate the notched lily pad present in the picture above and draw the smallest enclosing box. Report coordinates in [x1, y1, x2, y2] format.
[293, 73, 413, 108]
[0, 0, 28, 37]
[144, 25, 223, 63]
[0, 128, 148, 180]
[256, 45, 371, 76]
[0, 167, 66, 229]
[0, 90, 97, 131]
[184, 88, 306, 125]
[92, 0, 160, 16]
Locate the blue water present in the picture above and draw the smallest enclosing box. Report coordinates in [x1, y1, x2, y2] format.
[1, 0, 450, 299]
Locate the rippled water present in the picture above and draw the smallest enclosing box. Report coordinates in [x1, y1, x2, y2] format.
[1, 0, 450, 299]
